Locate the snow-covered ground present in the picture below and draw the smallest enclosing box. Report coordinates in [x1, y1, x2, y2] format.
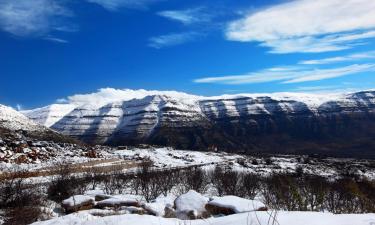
[27, 186, 375, 225]
[30, 211, 375, 225]
[114, 147, 241, 168]
[2, 146, 375, 225]
[2, 147, 375, 181]
[114, 147, 375, 179]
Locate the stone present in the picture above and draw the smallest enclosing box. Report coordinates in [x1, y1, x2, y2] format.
[62, 195, 95, 213]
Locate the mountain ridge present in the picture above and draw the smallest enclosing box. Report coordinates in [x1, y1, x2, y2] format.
[21, 89, 375, 158]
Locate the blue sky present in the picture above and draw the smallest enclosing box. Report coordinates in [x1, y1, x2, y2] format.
[1, 0, 375, 109]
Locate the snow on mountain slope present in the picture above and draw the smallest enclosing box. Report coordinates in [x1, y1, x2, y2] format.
[22, 104, 76, 127]
[0, 104, 45, 131]
[49, 94, 205, 144]
[22, 88, 347, 128]
[20, 89, 375, 155]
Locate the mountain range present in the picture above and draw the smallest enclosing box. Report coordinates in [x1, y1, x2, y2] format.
[16, 89, 375, 158]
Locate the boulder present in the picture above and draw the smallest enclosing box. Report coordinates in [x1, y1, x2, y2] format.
[205, 196, 267, 216]
[174, 190, 209, 220]
[122, 206, 147, 215]
[164, 206, 176, 218]
[143, 195, 175, 217]
[62, 195, 95, 213]
[96, 197, 140, 209]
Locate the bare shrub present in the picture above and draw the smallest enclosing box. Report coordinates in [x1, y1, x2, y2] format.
[133, 159, 165, 201]
[299, 175, 328, 211]
[261, 174, 303, 211]
[182, 167, 208, 194]
[102, 169, 131, 195]
[47, 163, 89, 202]
[0, 170, 46, 225]
[211, 166, 240, 196]
[240, 173, 260, 199]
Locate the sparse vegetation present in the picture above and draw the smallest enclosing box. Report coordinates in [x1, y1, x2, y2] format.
[0, 170, 46, 225]
[1, 159, 375, 224]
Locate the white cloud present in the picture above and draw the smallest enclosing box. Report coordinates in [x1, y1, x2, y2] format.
[157, 8, 212, 25]
[226, 0, 375, 53]
[86, 0, 160, 11]
[148, 32, 201, 48]
[0, 0, 72, 37]
[300, 51, 375, 65]
[294, 86, 339, 92]
[58, 88, 198, 107]
[194, 64, 375, 84]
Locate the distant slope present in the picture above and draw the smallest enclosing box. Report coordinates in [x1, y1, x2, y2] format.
[22, 104, 76, 127]
[0, 104, 45, 131]
[0, 104, 80, 144]
[22, 90, 375, 158]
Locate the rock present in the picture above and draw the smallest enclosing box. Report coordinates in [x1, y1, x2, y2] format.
[94, 194, 112, 202]
[164, 206, 176, 218]
[122, 206, 147, 215]
[144, 195, 175, 217]
[15, 154, 28, 164]
[205, 196, 267, 216]
[96, 198, 140, 209]
[85, 149, 99, 158]
[62, 195, 95, 213]
[174, 190, 209, 220]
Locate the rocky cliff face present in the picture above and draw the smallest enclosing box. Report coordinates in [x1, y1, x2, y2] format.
[22, 90, 375, 158]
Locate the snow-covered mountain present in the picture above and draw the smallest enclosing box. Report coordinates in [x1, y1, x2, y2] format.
[0, 104, 46, 132]
[22, 104, 76, 127]
[0, 104, 81, 146]
[22, 89, 375, 157]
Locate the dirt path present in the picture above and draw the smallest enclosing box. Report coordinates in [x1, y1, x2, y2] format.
[0, 158, 142, 179]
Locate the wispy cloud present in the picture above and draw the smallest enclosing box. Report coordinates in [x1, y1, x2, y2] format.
[86, 0, 160, 11]
[148, 32, 201, 48]
[300, 51, 375, 65]
[0, 0, 73, 37]
[0, 0, 159, 40]
[44, 36, 69, 43]
[284, 64, 375, 83]
[194, 64, 375, 84]
[226, 0, 375, 53]
[157, 7, 212, 25]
